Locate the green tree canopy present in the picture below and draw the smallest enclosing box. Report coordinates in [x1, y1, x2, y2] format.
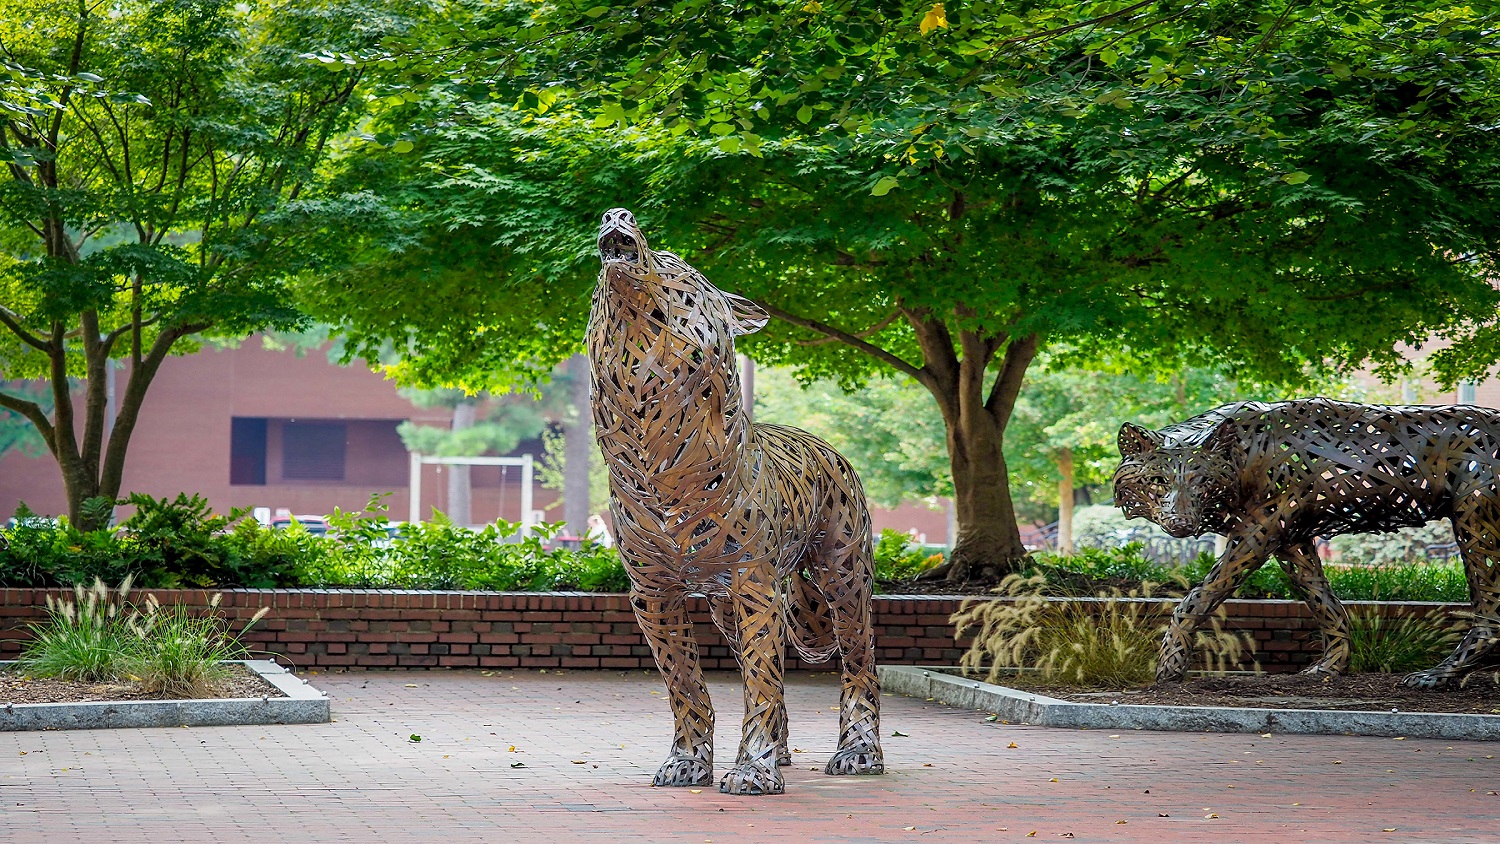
[313, 0, 1500, 579]
[0, 0, 409, 527]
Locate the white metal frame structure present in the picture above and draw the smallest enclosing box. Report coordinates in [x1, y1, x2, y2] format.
[407, 453, 535, 532]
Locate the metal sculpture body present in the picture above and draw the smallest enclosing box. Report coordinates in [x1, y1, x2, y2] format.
[587, 208, 883, 795]
[1114, 398, 1500, 688]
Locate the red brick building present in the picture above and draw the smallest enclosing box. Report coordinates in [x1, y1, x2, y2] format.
[0, 338, 554, 525]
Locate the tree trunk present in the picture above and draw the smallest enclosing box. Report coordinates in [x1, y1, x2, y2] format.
[448, 401, 476, 526]
[562, 353, 592, 537]
[1056, 447, 1075, 554]
[903, 312, 1038, 583]
[757, 296, 1039, 585]
[942, 403, 1030, 580]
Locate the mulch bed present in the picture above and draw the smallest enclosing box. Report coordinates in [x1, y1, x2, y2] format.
[0, 663, 285, 705]
[994, 671, 1500, 715]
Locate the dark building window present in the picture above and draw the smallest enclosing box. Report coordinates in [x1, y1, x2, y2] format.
[229, 417, 268, 486]
[283, 421, 347, 481]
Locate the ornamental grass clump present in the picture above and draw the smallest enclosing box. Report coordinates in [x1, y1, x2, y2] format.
[1347, 608, 1462, 674]
[126, 593, 270, 698]
[16, 576, 136, 682]
[15, 579, 269, 698]
[953, 574, 1251, 688]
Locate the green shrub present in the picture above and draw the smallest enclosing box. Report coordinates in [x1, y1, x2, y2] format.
[873, 529, 943, 582]
[1324, 561, 1468, 603]
[0, 494, 629, 592]
[952, 574, 1250, 688]
[1029, 545, 1294, 599]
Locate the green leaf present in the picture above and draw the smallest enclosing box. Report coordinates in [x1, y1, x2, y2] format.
[583, 5, 609, 18]
[392, 140, 415, 154]
[796, 103, 813, 124]
[1282, 171, 1310, 185]
[871, 176, 900, 196]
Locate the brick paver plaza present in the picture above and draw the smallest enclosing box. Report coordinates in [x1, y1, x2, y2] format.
[0, 670, 1495, 842]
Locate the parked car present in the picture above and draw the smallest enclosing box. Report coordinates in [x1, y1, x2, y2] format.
[271, 515, 330, 537]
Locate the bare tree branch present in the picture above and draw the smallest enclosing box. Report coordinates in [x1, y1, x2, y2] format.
[795, 309, 901, 347]
[0, 389, 54, 451]
[754, 299, 926, 383]
[0, 305, 51, 351]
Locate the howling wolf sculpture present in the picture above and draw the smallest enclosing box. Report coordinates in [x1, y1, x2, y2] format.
[1115, 398, 1500, 688]
[587, 208, 883, 795]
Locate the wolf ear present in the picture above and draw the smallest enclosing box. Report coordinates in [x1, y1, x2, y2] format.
[1118, 423, 1162, 459]
[725, 292, 769, 336]
[1204, 419, 1240, 456]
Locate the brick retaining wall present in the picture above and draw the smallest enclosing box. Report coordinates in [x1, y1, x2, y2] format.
[0, 589, 1463, 673]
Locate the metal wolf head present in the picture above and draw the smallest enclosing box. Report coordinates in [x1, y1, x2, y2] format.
[594, 207, 768, 349]
[590, 208, 769, 443]
[1113, 419, 1242, 538]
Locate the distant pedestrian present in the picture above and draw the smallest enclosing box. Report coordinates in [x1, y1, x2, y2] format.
[586, 514, 614, 548]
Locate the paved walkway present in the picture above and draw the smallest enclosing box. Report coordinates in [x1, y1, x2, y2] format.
[0, 669, 1496, 843]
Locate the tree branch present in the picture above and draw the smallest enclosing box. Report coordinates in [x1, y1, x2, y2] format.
[795, 309, 901, 346]
[985, 333, 1039, 428]
[0, 305, 51, 351]
[754, 299, 926, 383]
[0, 390, 55, 453]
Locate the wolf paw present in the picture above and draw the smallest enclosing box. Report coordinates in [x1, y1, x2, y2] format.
[1300, 661, 1346, 677]
[824, 746, 884, 776]
[719, 761, 783, 796]
[653, 755, 712, 787]
[1401, 667, 1456, 689]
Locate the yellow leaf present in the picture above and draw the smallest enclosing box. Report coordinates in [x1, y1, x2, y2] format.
[1383, 829, 1397, 833]
[1049, 777, 1059, 782]
[919, 2, 947, 34]
[691, 789, 703, 794]
[1026, 833, 1037, 838]
[1007, 742, 1019, 749]
[1205, 813, 1219, 819]
[572, 760, 587, 764]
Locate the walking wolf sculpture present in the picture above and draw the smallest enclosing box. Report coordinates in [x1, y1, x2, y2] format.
[587, 208, 883, 795]
[1114, 398, 1500, 688]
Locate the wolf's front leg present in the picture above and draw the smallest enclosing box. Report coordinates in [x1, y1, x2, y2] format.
[720, 562, 786, 796]
[1159, 524, 1273, 682]
[631, 586, 715, 786]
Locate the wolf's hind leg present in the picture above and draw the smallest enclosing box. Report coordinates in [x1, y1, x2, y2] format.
[807, 527, 882, 776]
[1405, 505, 1500, 688]
[1277, 541, 1350, 675]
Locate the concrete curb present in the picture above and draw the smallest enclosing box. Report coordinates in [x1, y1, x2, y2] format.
[879, 665, 1500, 742]
[0, 660, 330, 732]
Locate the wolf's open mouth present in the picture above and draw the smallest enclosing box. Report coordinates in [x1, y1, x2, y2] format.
[599, 230, 641, 264]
